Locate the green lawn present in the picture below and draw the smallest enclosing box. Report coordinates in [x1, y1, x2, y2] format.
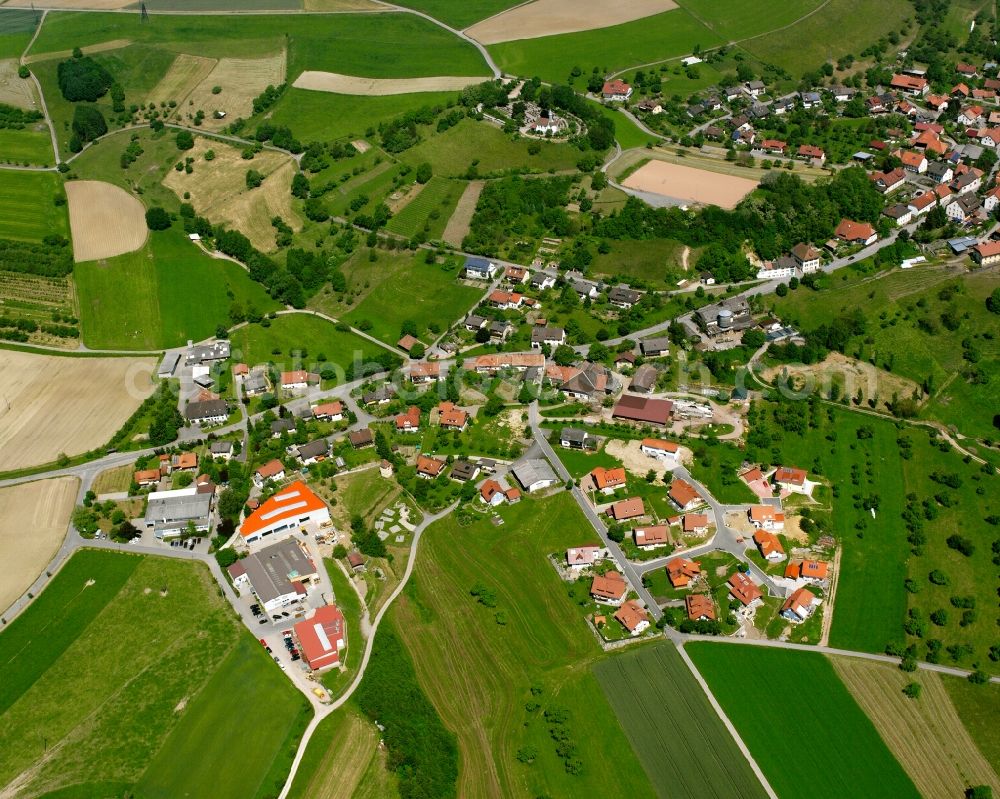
[0, 170, 68, 242]
[687, 438, 758, 504]
[554, 441, 623, 479]
[487, 9, 724, 84]
[675, 0, 825, 40]
[0, 9, 40, 59]
[392, 0, 519, 28]
[590, 238, 689, 288]
[590, 100, 655, 150]
[687, 644, 920, 799]
[229, 312, 392, 372]
[75, 227, 280, 350]
[313, 249, 482, 346]
[385, 176, 463, 240]
[0, 551, 307, 799]
[595, 643, 769, 799]
[399, 118, 583, 177]
[0, 127, 55, 167]
[390, 492, 657, 799]
[321, 557, 364, 698]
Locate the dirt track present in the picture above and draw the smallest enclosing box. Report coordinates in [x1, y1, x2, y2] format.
[0, 478, 79, 612]
[65, 180, 148, 263]
[465, 0, 676, 44]
[622, 159, 757, 209]
[24, 39, 131, 65]
[293, 71, 485, 95]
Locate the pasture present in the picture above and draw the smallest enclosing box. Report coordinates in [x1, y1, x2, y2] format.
[590, 238, 689, 287]
[675, 0, 824, 41]
[186, 51, 287, 130]
[65, 180, 148, 262]
[0, 10, 40, 60]
[145, 52, 217, 107]
[0, 170, 68, 243]
[622, 159, 758, 209]
[0, 128, 53, 166]
[400, 118, 582, 176]
[325, 250, 483, 345]
[75, 227, 279, 349]
[390, 492, 657, 798]
[228, 312, 391, 372]
[687, 644, 919, 799]
[392, 0, 520, 28]
[487, 8, 723, 83]
[594, 643, 769, 799]
[162, 137, 301, 252]
[0, 551, 308, 799]
[943, 676, 1000, 770]
[0, 477, 78, 613]
[0, 349, 156, 470]
[384, 176, 463, 239]
[831, 657, 1000, 797]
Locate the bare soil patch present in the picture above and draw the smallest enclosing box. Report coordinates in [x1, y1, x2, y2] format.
[466, 0, 677, 43]
[604, 438, 690, 474]
[351, 139, 370, 153]
[760, 351, 922, 408]
[832, 658, 1000, 798]
[442, 180, 483, 247]
[622, 159, 757, 209]
[0, 349, 156, 470]
[386, 181, 425, 214]
[162, 138, 300, 252]
[24, 39, 131, 65]
[0, 477, 79, 612]
[293, 71, 484, 96]
[0, 59, 40, 110]
[146, 53, 217, 108]
[182, 51, 285, 131]
[65, 180, 148, 263]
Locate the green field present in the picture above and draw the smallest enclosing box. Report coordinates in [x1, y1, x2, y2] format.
[393, 0, 519, 28]
[589, 238, 688, 287]
[590, 99, 655, 150]
[595, 643, 769, 799]
[315, 250, 482, 346]
[0, 170, 68, 242]
[488, 9, 723, 84]
[228, 311, 392, 370]
[0, 9, 40, 59]
[0, 550, 307, 799]
[321, 557, 364, 698]
[687, 644, 919, 799]
[676, 0, 825, 41]
[400, 118, 583, 177]
[943, 675, 1000, 769]
[391, 492, 657, 798]
[0, 127, 54, 167]
[385, 176, 463, 239]
[75, 228, 280, 349]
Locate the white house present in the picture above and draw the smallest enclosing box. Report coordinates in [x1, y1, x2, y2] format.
[748, 504, 785, 531]
[464, 256, 497, 279]
[601, 80, 632, 102]
[791, 243, 821, 272]
[781, 587, 821, 622]
[757, 256, 796, 280]
[640, 438, 679, 462]
[254, 459, 286, 487]
[530, 326, 566, 350]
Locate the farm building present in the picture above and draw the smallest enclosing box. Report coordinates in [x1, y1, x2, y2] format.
[512, 459, 557, 492]
[611, 394, 673, 426]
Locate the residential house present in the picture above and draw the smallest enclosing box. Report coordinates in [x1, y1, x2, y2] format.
[685, 593, 716, 621]
[636, 98, 663, 114]
[270, 418, 295, 438]
[295, 438, 328, 466]
[890, 74, 929, 96]
[799, 90, 821, 108]
[947, 192, 982, 223]
[781, 587, 821, 621]
[449, 459, 480, 482]
[311, 401, 344, 422]
[239, 481, 330, 546]
[209, 440, 234, 461]
[601, 80, 632, 101]
[898, 150, 928, 173]
[774, 466, 808, 490]
[530, 325, 566, 349]
[488, 289, 524, 309]
[590, 570, 628, 605]
[244, 367, 269, 397]
[666, 557, 700, 588]
[682, 513, 710, 535]
[829, 85, 856, 102]
[566, 546, 602, 571]
[908, 191, 938, 216]
[416, 455, 446, 479]
[280, 371, 320, 391]
[436, 401, 468, 431]
[590, 466, 627, 494]
[952, 82, 970, 98]
[549, 361, 617, 401]
[134, 468, 161, 487]
[744, 79, 765, 97]
[640, 438, 679, 461]
[612, 394, 673, 426]
[463, 352, 545, 374]
[883, 203, 913, 226]
[957, 62, 978, 78]
[464, 256, 497, 279]
[559, 427, 597, 450]
[797, 144, 825, 164]
[512, 458, 558, 493]
[348, 429, 374, 448]
[530, 272, 556, 290]
[395, 406, 421, 432]
[984, 185, 1000, 212]
[254, 459, 286, 487]
[668, 478, 701, 511]
[614, 599, 650, 636]
[185, 399, 229, 426]
[504, 265, 529, 284]
[479, 479, 507, 506]
[748, 504, 785, 531]
[791, 243, 821, 272]
[409, 362, 440, 384]
[971, 239, 1000, 264]
[608, 497, 645, 521]
[925, 93, 949, 111]
[753, 529, 786, 561]
[639, 337, 670, 357]
[464, 314, 487, 332]
[959, 105, 985, 126]
[784, 559, 830, 583]
[760, 139, 787, 155]
[629, 363, 659, 394]
[834, 219, 878, 246]
[758, 255, 797, 280]
[488, 320, 513, 342]
[952, 167, 983, 194]
[171, 452, 197, 473]
[607, 284, 643, 308]
[926, 161, 954, 184]
[633, 525, 669, 549]
[728, 571, 763, 607]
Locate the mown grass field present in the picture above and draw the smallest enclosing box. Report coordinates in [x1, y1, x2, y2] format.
[687, 644, 920, 799]
[0, 550, 307, 799]
[393, 0, 520, 29]
[74, 228, 279, 349]
[385, 176, 463, 239]
[0, 170, 68, 242]
[0, 9, 40, 60]
[595, 643, 769, 799]
[313, 249, 482, 346]
[675, 0, 825, 41]
[487, 9, 723, 83]
[589, 99, 655, 150]
[943, 675, 1000, 770]
[390, 492, 657, 798]
[0, 127, 54, 167]
[229, 312, 392, 371]
[589, 238, 688, 288]
[400, 118, 582, 177]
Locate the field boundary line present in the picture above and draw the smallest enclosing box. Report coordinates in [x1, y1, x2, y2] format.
[18, 10, 59, 166]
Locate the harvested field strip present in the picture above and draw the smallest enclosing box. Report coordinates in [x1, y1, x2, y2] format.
[294, 70, 486, 95]
[146, 53, 217, 107]
[441, 179, 483, 246]
[186, 51, 285, 131]
[832, 657, 1000, 798]
[466, 0, 678, 44]
[385, 176, 461, 239]
[65, 180, 148, 262]
[0, 478, 79, 615]
[24, 38, 131, 64]
[287, 704, 379, 799]
[594, 643, 769, 799]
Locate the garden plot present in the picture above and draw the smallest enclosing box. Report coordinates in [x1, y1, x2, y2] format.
[374, 500, 417, 545]
[465, 0, 677, 43]
[293, 70, 484, 95]
[65, 180, 148, 262]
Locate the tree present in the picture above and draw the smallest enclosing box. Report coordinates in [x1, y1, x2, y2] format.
[902, 681, 921, 699]
[332, 544, 348, 559]
[483, 395, 505, 417]
[145, 206, 171, 231]
[116, 520, 140, 541]
[214, 548, 238, 568]
[57, 55, 113, 101]
[415, 162, 433, 184]
[552, 344, 576, 366]
[474, 326, 490, 343]
[967, 786, 993, 799]
[217, 488, 245, 520]
[987, 288, 1000, 315]
[291, 172, 310, 199]
[775, 283, 789, 297]
[176, 130, 195, 150]
[246, 169, 264, 189]
[71, 104, 106, 143]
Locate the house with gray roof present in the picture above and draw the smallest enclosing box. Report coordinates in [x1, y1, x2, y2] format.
[144, 488, 213, 539]
[512, 458, 558, 492]
[185, 399, 229, 425]
[295, 438, 329, 465]
[559, 427, 597, 450]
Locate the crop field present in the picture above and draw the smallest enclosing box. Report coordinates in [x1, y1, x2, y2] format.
[0, 349, 156, 470]
[228, 312, 391, 372]
[0, 551, 307, 799]
[393, 0, 521, 28]
[0, 171, 68, 243]
[385, 176, 462, 239]
[595, 643, 769, 799]
[741, 0, 912, 77]
[400, 118, 582, 177]
[0, 10, 40, 60]
[391, 492, 657, 798]
[0, 271, 77, 344]
[146, 52, 217, 107]
[65, 180, 148, 262]
[293, 70, 485, 95]
[0, 127, 53, 166]
[487, 8, 723, 83]
[831, 658, 1000, 797]
[186, 51, 287, 130]
[323, 250, 482, 345]
[687, 644, 919, 799]
[75, 227, 279, 349]
[162, 137, 300, 251]
[0, 477, 78, 613]
[442, 179, 483, 246]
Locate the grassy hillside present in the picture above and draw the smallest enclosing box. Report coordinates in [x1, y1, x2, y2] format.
[675, 0, 825, 41]
[392, 0, 520, 29]
[687, 644, 920, 799]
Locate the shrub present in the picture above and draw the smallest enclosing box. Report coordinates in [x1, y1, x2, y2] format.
[946, 534, 975, 556]
[176, 130, 195, 150]
[145, 206, 171, 230]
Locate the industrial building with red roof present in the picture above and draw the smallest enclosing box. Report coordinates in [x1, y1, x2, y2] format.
[294, 604, 346, 670]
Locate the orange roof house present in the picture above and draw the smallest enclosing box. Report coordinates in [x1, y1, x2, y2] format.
[668, 479, 700, 510]
[608, 497, 645, 521]
[590, 570, 628, 604]
[416, 455, 446, 478]
[784, 560, 830, 581]
[682, 513, 709, 534]
[254, 458, 285, 484]
[436, 401, 468, 430]
[395, 406, 421, 431]
[748, 505, 785, 528]
[239, 480, 329, 544]
[774, 466, 808, 487]
[479, 479, 505, 505]
[397, 334, 419, 352]
[134, 468, 161, 485]
[312, 401, 343, 419]
[685, 593, 716, 621]
[753, 529, 785, 561]
[591, 466, 627, 492]
[666, 557, 700, 588]
[641, 438, 679, 456]
[728, 571, 763, 606]
[633, 525, 669, 548]
[294, 604, 346, 670]
[834, 219, 877, 244]
[781, 587, 820, 621]
[614, 600, 650, 635]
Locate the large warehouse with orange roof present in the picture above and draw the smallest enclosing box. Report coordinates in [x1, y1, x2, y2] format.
[239, 480, 330, 547]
